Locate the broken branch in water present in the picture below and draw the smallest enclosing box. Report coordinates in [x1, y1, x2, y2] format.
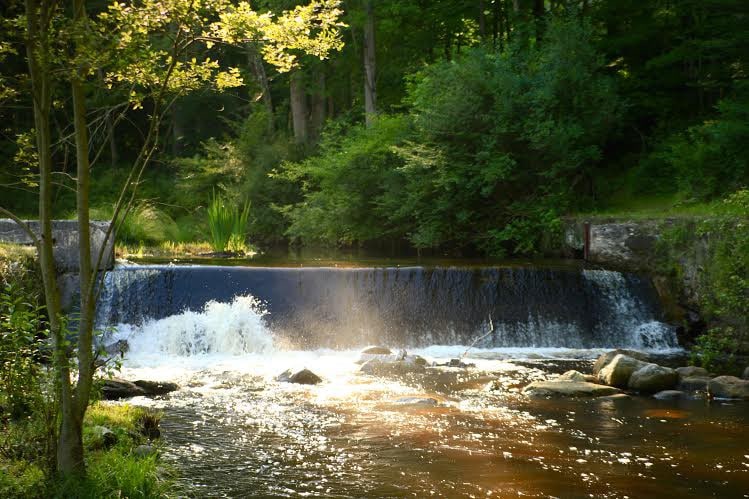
[461, 316, 496, 359]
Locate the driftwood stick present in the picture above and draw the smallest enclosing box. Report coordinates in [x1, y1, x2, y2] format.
[461, 316, 497, 359]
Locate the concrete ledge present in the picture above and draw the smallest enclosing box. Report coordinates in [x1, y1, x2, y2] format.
[0, 219, 114, 272]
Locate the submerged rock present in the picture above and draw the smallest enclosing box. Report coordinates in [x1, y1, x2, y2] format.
[393, 397, 439, 406]
[597, 354, 648, 388]
[134, 380, 179, 396]
[653, 390, 686, 401]
[102, 378, 146, 400]
[592, 349, 649, 375]
[599, 393, 631, 401]
[675, 366, 709, 379]
[277, 368, 322, 385]
[523, 380, 620, 398]
[628, 364, 678, 393]
[708, 376, 749, 400]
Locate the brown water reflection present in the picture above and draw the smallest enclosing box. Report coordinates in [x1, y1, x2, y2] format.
[120, 355, 749, 498]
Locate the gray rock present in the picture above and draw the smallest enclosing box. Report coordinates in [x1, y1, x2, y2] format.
[277, 368, 322, 385]
[361, 346, 392, 355]
[393, 397, 439, 406]
[677, 376, 710, 392]
[359, 357, 426, 376]
[653, 390, 686, 400]
[102, 378, 146, 400]
[523, 380, 621, 398]
[708, 376, 749, 400]
[628, 364, 678, 393]
[743, 367, 749, 380]
[90, 426, 117, 449]
[356, 347, 406, 365]
[133, 380, 179, 396]
[593, 350, 649, 375]
[133, 444, 157, 458]
[558, 370, 587, 382]
[597, 354, 648, 388]
[675, 366, 709, 379]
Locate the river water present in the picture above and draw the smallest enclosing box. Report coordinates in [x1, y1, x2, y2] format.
[99, 261, 749, 498]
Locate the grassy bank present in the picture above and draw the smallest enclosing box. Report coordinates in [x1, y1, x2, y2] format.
[1, 403, 170, 499]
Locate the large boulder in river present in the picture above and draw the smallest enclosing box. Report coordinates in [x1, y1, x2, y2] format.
[708, 376, 749, 400]
[277, 369, 322, 385]
[593, 349, 650, 375]
[133, 380, 179, 396]
[628, 364, 678, 393]
[523, 380, 620, 398]
[597, 354, 648, 388]
[743, 367, 749, 380]
[675, 366, 710, 379]
[102, 378, 146, 400]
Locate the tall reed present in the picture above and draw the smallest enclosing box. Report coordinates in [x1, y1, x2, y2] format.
[207, 192, 250, 253]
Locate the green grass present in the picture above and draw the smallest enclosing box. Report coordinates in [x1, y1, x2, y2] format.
[1, 402, 172, 499]
[571, 193, 746, 220]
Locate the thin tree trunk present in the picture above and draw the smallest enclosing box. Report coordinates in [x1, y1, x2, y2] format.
[363, 0, 377, 127]
[310, 69, 327, 139]
[290, 70, 308, 143]
[479, 0, 486, 40]
[25, 0, 81, 475]
[247, 43, 274, 131]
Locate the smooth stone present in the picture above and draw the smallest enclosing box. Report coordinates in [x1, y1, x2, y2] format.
[133, 380, 179, 396]
[708, 376, 749, 400]
[361, 346, 392, 355]
[628, 364, 678, 393]
[677, 376, 710, 392]
[90, 425, 117, 449]
[597, 354, 648, 388]
[558, 370, 586, 382]
[102, 378, 146, 400]
[583, 374, 598, 383]
[743, 367, 749, 380]
[394, 397, 439, 406]
[277, 368, 322, 385]
[133, 444, 157, 458]
[522, 380, 621, 398]
[675, 366, 709, 379]
[103, 339, 129, 358]
[592, 349, 650, 375]
[653, 390, 686, 400]
[360, 357, 426, 376]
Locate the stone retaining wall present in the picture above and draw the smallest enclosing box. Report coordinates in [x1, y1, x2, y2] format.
[0, 219, 114, 272]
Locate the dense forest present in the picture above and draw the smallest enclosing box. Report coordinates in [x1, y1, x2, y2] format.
[1, 0, 748, 256]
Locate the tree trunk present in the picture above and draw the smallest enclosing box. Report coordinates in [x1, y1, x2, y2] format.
[363, 0, 377, 127]
[107, 111, 118, 167]
[25, 0, 82, 475]
[290, 70, 308, 143]
[309, 69, 327, 139]
[533, 0, 545, 41]
[247, 43, 274, 131]
[479, 0, 486, 40]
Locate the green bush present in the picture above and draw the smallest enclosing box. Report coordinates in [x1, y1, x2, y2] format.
[116, 202, 180, 245]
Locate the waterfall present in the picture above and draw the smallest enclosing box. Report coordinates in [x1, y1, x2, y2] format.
[96, 264, 679, 352]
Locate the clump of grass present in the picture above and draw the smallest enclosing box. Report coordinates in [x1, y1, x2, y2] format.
[207, 192, 250, 253]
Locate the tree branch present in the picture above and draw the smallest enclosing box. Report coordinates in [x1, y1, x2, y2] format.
[0, 207, 41, 247]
